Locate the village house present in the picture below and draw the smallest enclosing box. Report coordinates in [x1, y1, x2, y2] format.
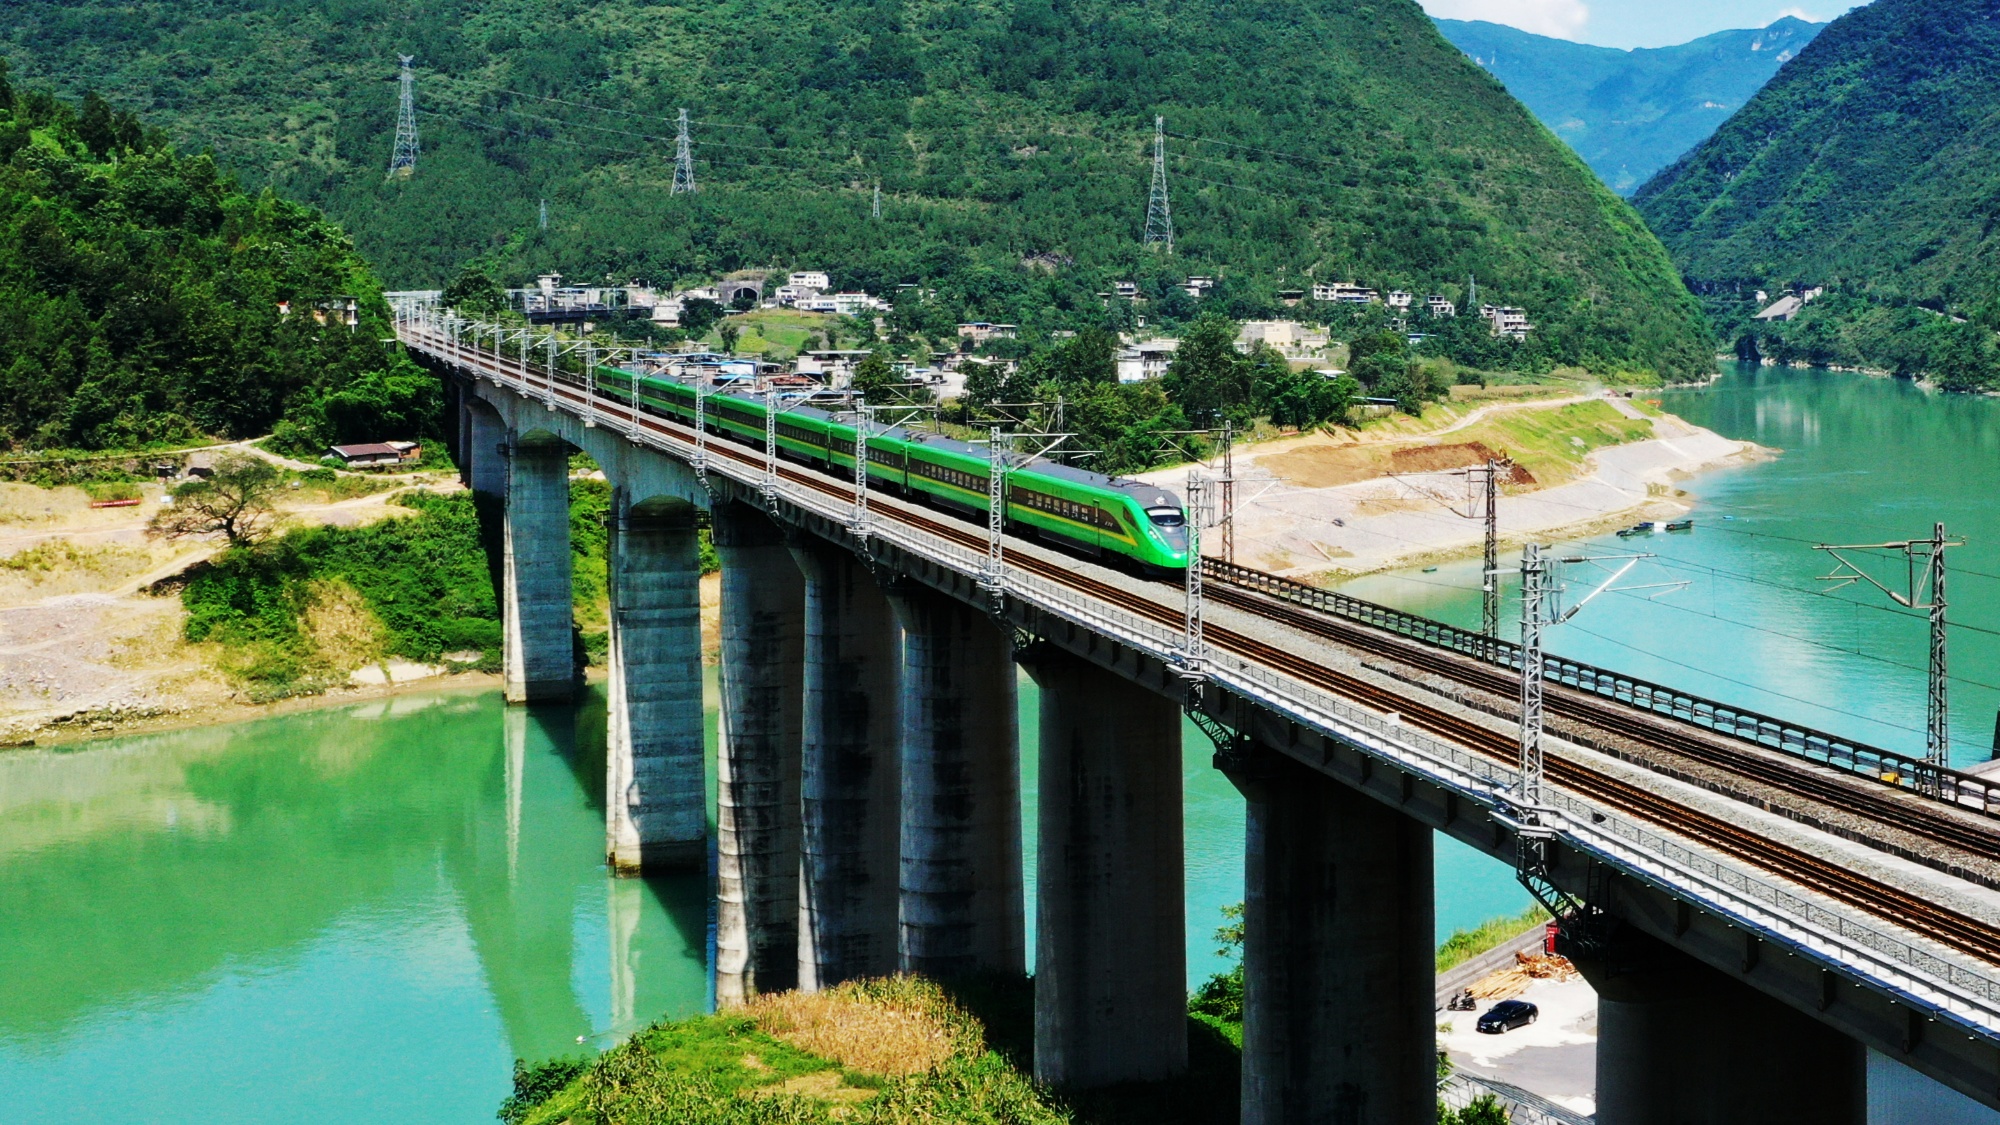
[1113, 281, 1140, 300]
[788, 271, 830, 291]
[1480, 305, 1533, 340]
[1312, 282, 1379, 304]
[1426, 295, 1458, 318]
[327, 441, 421, 469]
[1116, 339, 1180, 383]
[1386, 291, 1413, 310]
[1237, 321, 1330, 355]
[798, 292, 889, 316]
[956, 322, 1019, 346]
[1182, 276, 1217, 298]
[793, 350, 876, 384]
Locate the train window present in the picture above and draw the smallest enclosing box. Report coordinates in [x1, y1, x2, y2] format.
[1146, 506, 1186, 527]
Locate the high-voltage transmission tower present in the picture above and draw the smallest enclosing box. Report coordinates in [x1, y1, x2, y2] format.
[1143, 116, 1173, 253]
[1816, 523, 1964, 778]
[539, 199, 548, 230]
[873, 183, 882, 219]
[387, 55, 420, 179]
[671, 109, 697, 195]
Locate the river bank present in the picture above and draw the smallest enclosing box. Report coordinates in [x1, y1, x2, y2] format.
[1167, 391, 1765, 579]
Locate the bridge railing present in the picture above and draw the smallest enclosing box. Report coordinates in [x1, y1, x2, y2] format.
[397, 307, 2000, 1035]
[1202, 557, 1999, 817]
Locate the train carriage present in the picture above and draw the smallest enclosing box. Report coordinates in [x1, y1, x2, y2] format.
[596, 367, 1190, 575]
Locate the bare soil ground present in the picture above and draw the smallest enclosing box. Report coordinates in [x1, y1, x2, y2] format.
[0, 466, 460, 744]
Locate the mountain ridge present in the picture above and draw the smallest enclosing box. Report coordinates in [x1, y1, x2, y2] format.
[1436, 16, 1824, 194]
[1, 0, 1714, 380]
[1634, 0, 2000, 387]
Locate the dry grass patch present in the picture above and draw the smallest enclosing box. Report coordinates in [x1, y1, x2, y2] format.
[743, 979, 959, 1077]
[300, 579, 386, 676]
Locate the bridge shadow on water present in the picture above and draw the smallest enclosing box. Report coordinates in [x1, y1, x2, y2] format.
[940, 974, 1242, 1125]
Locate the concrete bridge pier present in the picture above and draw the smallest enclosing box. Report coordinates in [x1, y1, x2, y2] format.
[1227, 746, 1434, 1125]
[603, 495, 706, 874]
[502, 436, 576, 703]
[1026, 648, 1187, 1088]
[791, 539, 903, 991]
[1582, 929, 1865, 1125]
[464, 401, 507, 498]
[713, 503, 805, 1003]
[887, 586, 1024, 978]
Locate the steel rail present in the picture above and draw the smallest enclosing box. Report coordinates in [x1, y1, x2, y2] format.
[397, 314, 2000, 1028]
[1202, 557, 2000, 816]
[1203, 580, 2000, 870]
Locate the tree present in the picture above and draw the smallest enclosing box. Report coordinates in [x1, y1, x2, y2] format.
[148, 453, 284, 547]
[679, 298, 723, 338]
[442, 265, 506, 317]
[1026, 327, 1119, 385]
[851, 350, 900, 403]
[718, 322, 742, 355]
[1163, 313, 1250, 424]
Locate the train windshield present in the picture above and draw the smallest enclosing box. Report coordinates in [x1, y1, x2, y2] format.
[1146, 506, 1187, 528]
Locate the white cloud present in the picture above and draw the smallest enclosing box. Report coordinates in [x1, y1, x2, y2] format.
[1419, 0, 1591, 38]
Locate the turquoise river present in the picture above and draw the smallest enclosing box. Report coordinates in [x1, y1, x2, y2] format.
[4, 363, 1997, 1121]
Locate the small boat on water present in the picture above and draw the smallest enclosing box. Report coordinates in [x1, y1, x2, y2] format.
[1665, 519, 1694, 532]
[1616, 521, 1659, 538]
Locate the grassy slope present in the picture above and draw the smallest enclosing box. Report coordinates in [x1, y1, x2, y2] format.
[1636, 0, 2000, 319]
[2, 0, 1710, 380]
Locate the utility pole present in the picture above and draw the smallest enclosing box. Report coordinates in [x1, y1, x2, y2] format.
[1467, 273, 1478, 312]
[1184, 472, 1207, 674]
[672, 108, 696, 195]
[1517, 543, 1550, 806]
[984, 427, 1007, 603]
[1815, 523, 1964, 776]
[1219, 422, 1236, 565]
[1144, 115, 1173, 254]
[1478, 458, 1507, 647]
[872, 183, 882, 220]
[387, 54, 420, 179]
[539, 198, 548, 230]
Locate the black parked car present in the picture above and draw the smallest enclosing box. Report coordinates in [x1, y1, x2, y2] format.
[1476, 1000, 1538, 1034]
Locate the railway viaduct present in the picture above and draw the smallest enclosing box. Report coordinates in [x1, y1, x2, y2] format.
[401, 302, 2000, 1124]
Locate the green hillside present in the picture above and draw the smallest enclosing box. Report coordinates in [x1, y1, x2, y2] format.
[1634, 0, 2000, 388]
[1436, 17, 1823, 194]
[3, 0, 1712, 381]
[0, 69, 433, 450]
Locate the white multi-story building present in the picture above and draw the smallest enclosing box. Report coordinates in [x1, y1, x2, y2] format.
[1116, 339, 1181, 383]
[1425, 295, 1457, 318]
[1312, 282, 1379, 304]
[788, 271, 830, 291]
[1386, 290, 1413, 310]
[1482, 305, 1532, 340]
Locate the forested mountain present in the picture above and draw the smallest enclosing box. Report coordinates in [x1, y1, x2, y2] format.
[1, 0, 1713, 381]
[1436, 17, 1823, 194]
[0, 69, 432, 450]
[1635, 0, 2000, 388]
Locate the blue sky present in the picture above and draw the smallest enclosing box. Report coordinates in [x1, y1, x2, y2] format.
[1418, 0, 1870, 48]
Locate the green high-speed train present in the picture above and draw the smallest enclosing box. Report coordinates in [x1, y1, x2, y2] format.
[595, 366, 1193, 574]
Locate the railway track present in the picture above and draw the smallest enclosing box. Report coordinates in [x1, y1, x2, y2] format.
[432, 337, 2000, 969]
[1204, 582, 2000, 865]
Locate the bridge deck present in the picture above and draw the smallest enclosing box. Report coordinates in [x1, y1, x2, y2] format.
[399, 312, 2000, 1065]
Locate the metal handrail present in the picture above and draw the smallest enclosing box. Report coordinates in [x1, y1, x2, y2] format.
[395, 306, 2000, 1032]
[1202, 557, 1998, 817]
